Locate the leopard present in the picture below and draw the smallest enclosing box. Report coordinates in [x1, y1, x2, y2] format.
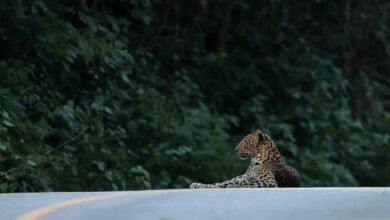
[190, 129, 300, 188]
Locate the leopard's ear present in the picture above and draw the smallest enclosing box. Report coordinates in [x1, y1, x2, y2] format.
[256, 129, 265, 142]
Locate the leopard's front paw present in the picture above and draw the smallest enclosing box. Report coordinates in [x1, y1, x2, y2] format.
[190, 182, 203, 189]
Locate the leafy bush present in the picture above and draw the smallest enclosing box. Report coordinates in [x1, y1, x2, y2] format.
[0, 0, 389, 192]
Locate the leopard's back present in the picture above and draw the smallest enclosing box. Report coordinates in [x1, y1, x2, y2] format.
[274, 164, 300, 187]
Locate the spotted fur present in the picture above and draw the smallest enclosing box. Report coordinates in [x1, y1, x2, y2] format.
[190, 129, 300, 188]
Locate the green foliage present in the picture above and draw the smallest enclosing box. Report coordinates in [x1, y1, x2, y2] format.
[0, 0, 389, 191]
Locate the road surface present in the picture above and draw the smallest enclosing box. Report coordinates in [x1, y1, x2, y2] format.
[1, 188, 389, 220]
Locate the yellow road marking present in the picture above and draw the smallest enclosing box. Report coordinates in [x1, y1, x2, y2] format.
[16, 192, 131, 220]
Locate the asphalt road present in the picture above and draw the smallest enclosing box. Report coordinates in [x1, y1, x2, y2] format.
[1, 188, 389, 220]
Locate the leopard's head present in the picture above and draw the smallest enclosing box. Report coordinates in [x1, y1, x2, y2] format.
[235, 129, 267, 159]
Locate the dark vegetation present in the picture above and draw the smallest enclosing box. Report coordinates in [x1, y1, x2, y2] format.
[0, 0, 389, 192]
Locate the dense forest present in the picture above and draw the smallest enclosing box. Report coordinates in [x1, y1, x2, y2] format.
[0, 0, 389, 192]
